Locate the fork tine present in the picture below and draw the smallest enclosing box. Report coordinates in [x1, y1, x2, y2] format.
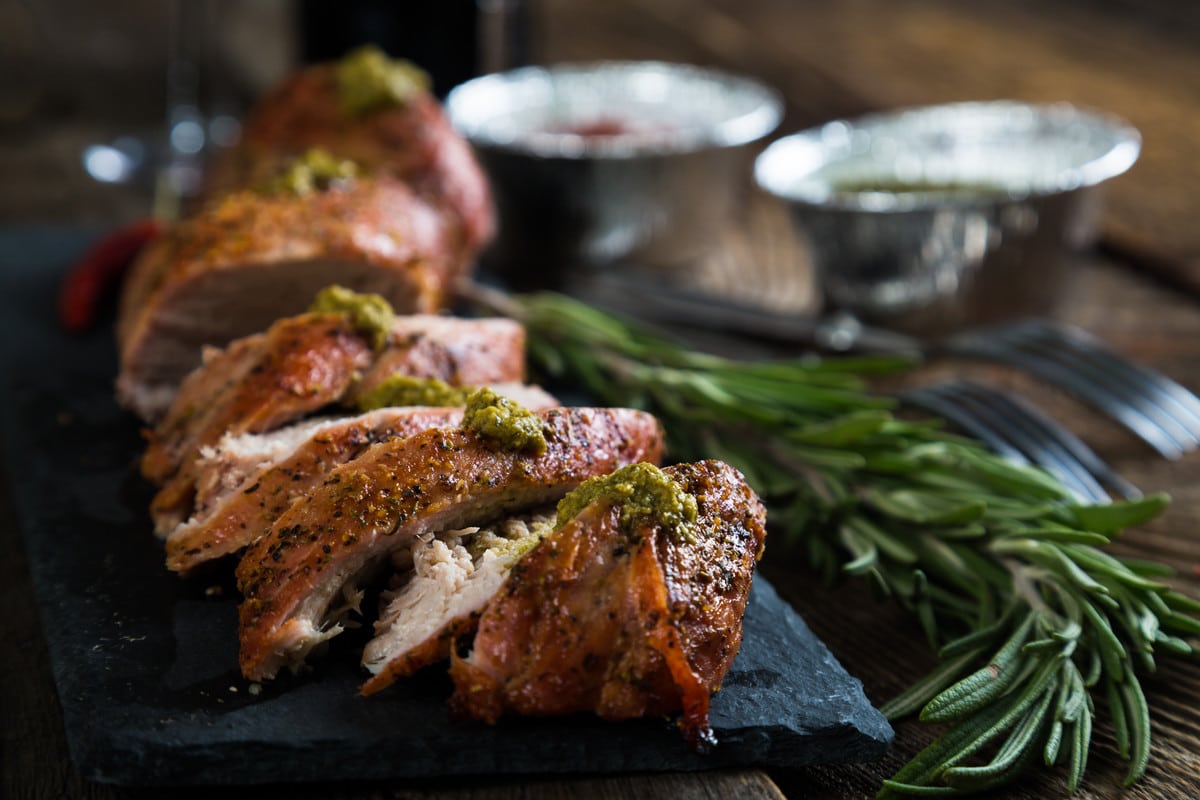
[1018, 320, 1200, 437]
[902, 383, 1104, 503]
[947, 330, 1192, 460]
[950, 381, 1141, 502]
[1000, 321, 1200, 449]
[901, 387, 1031, 466]
[936, 382, 1112, 504]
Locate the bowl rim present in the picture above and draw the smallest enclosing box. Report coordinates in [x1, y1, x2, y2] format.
[445, 60, 784, 159]
[753, 100, 1142, 212]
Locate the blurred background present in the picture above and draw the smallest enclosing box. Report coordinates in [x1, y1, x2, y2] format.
[2, 0, 1199, 291]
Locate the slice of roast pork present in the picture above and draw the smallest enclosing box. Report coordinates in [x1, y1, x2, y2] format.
[235, 407, 664, 681]
[187, 383, 556, 520]
[208, 51, 493, 252]
[189, 416, 336, 518]
[448, 460, 767, 748]
[167, 408, 461, 574]
[116, 175, 473, 421]
[347, 316, 526, 406]
[167, 384, 559, 573]
[141, 312, 372, 487]
[142, 312, 527, 537]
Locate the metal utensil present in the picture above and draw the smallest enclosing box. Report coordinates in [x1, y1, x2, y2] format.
[577, 271, 1200, 460]
[949, 320, 1200, 459]
[902, 380, 1140, 503]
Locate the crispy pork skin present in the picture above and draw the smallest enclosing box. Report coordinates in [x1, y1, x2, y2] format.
[168, 384, 559, 573]
[212, 62, 493, 252]
[116, 177, 466, 421]
[235, 407, 665, 681]
[448, 461, 767, 747]
[142, 313, 528, 537]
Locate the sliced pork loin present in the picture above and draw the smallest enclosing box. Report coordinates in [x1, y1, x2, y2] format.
[359, 510, 557, 695]
[169, 407, 462, 574]
[142, 312, 527, 537]
[448, 460, 767, 748]
[142, 312, 368, 485]
[167, 384, 560, 574]
[186, 383, 557, 526]
[235, 407, 665, 682]
[189, 416, 337, 518]
[208, 47, 493, 252]
[347, 316, 527, 406]
[116, 177, 471, 422]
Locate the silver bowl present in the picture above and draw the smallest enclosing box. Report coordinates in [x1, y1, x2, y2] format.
[755, 101, 1141, 336]
[447, 61, 782, 288]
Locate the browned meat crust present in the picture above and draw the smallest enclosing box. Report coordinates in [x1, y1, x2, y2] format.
[143, 313, 366, 483]
[116, 176, 467, 419]
[141, 312, 527, 537]
[448, 460, 767, 747]
[144, 313, 372, 536]
[210, 64, 493, 252]
[235, 407, 665, 681]
[349, 315, 526, 404]
[166, 407, 465, 574]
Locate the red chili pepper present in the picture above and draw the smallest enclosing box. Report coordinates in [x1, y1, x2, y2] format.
[58, 218, 163, 333]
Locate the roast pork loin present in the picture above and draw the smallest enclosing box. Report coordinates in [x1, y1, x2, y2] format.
[168, 407, 464, 575]
[209, 46, 493, 252]
[235, 407, 665, 681]
[168, 383, 559, 573]
[119, 47, 495, 414]
[116, 176, 471, 420]
[448, 460, 767, 748]
[185, 383, 558, 529]
[142, 311, 527, 537]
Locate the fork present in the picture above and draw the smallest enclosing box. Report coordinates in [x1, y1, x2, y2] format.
[901, 380, 1142, 504]
[578, 273, 1200, 461]
[944, 319, 1200, 460]
[810, 313, 1200, 460]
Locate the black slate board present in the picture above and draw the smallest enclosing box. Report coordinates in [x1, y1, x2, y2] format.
[0, 228, 892, 786]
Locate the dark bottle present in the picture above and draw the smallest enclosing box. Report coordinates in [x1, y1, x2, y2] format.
[298, 0, 530, 97]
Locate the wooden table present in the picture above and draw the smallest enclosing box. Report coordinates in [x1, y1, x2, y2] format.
[3, 1, 1199, 798]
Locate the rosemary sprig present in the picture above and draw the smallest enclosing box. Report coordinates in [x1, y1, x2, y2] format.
[470, 286, 1200, 796]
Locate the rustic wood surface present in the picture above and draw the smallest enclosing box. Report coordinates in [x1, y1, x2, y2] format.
[4, 1, 1200, 798]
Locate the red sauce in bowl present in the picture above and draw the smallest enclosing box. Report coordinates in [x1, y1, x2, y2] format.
[550, 118, 634, 138]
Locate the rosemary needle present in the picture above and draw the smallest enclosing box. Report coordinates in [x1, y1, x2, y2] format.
[469, 287, 1200, 797]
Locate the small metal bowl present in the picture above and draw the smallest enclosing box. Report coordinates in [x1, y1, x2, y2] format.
[447, 61, 782, 288]
[755, 101, 1141, 336]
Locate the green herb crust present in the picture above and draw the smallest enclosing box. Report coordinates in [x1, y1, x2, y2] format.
[336, 44, 431, 117]
[308, 285, 395, 350]
[356, 376, 473, 412]
[462, 387, 547, 454]
[556, 462, 698, 542]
